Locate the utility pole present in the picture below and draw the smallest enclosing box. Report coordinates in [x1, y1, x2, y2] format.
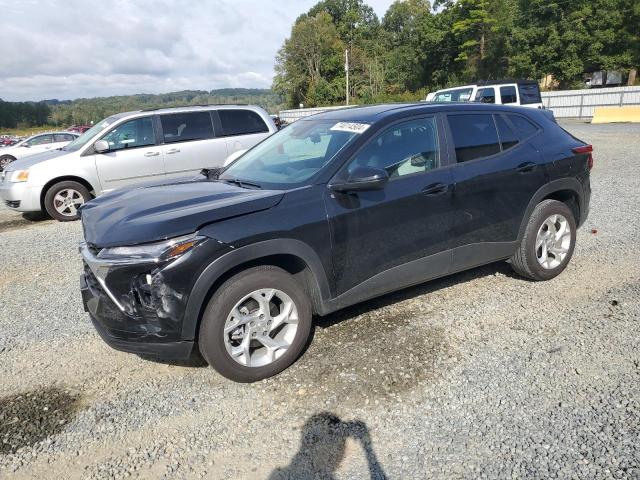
[345, 48, 349, 106]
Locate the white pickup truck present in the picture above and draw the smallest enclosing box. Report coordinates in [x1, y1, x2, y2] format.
[426, 80, 544, 109]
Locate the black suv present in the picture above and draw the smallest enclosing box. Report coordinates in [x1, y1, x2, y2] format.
[79, 103, 592, 382]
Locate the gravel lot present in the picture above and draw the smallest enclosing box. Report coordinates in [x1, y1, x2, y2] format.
[0, 121, 638, 479]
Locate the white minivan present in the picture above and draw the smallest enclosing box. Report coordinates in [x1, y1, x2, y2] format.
[426, 80, 544, 109]
[0, 105, 276, 221]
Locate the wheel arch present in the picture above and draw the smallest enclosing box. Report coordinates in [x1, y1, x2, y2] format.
[517, 178, 584, 241]
[40, 176, 96, 210]
[181, 239, 332, 341]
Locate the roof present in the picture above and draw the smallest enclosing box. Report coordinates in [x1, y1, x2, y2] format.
[303, 102, 532, 123]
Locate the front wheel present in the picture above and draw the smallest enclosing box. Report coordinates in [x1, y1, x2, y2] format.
[43, 180, 91, 221]
[198, 266, 312, 382]
[510, 199, 577, 281]
[0, 155, 16, 171]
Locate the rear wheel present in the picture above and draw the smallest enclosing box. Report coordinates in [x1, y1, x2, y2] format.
[510, 199, 576, 280]
[0, 155, 16, 171]
[43, 181, 91, 221]
[198, 266, 312, 382]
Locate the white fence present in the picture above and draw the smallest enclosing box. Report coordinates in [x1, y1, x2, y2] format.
[280, 86, 640, 122]
[541, 86, 640, 119]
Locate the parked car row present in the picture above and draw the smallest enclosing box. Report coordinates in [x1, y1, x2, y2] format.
[76, 102, 592, 382]
[0, 105, 276, 220]
[0, 132, 79, 171]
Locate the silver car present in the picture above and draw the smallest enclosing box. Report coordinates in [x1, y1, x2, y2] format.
[0, 105, 276, 221]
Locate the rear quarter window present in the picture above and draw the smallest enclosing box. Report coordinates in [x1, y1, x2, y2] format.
[218, 109, 269, 136]
[507, 114, 539, 139]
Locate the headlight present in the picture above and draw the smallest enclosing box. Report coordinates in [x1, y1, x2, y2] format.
[97, 233, 205, 261]
[10, 170, 29, 182]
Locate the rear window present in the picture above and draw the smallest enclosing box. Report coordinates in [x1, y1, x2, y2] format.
[500, 86, 518, 104]
[518, 83, 542, 104]
[161, 112, 215, 143]
[474, 87, 496, 104]
[507, 114, 539, 138]
[218, 109, 269, 136]
[448, 114, 501, 162]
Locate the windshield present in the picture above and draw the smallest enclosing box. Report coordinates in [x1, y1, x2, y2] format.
[219, 119, 361, 188]
[432, 88, 474, 103]
[61, 113, 127, 152]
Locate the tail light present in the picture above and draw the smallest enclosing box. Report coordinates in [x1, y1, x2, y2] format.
[572, 144, 593, 170]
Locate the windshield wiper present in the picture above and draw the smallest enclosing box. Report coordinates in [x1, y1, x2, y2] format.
[221, 177, 262, 189]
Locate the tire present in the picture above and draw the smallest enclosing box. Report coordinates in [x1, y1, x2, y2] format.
[43, 180, 91, 222]
[199, 266, 312, 382]
[0, 155, 16, 171]
[510, 199, 577, 281]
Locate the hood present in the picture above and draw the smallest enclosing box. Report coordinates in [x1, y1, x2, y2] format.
[4, 148, 69, 170]
[80, 178, 284, 248]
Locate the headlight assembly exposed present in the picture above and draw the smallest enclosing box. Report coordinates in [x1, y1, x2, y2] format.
[96, 233, 205, 262]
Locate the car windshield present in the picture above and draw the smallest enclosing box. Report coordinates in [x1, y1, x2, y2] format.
[432, 88, 474, 102]
[219, 119, 361, 188]
[61, 113, 128, 152]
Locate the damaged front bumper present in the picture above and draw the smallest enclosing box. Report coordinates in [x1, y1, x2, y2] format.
[79, 238, 229, 359]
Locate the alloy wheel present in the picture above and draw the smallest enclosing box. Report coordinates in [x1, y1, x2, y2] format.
[53, 188, 85, 217]
[223, 288, 299, 367]
[535, 213, 572, 269]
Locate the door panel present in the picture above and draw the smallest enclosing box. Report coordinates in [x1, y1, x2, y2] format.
[325, 116, 455, 297]
[448, 114, 546, 266]
[163, 138, 228, 178]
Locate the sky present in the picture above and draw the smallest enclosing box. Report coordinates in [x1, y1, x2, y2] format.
[0, 0, 395, 102]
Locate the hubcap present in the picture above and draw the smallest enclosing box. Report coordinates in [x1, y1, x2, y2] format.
[53, 189, 84, 216]
[223, 289, 299, 367]
[535, 213, 571, 269]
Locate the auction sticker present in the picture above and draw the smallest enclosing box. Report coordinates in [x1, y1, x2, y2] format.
[330, 122, 370, 134]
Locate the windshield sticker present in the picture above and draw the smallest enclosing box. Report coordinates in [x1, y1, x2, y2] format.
[330, 122, 370, 134]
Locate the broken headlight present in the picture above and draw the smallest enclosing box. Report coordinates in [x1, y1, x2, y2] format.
[96, 233, 205, 262]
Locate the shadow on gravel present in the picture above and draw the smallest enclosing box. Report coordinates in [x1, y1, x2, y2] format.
[269, 412, 387, 480]
[0, 386, 81, 454]
[0, 211, 52, 233]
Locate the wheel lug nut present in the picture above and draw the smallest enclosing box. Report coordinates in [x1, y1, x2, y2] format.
[259, 314, 265, 319]
[250, 321, 255, 326]
[252, 332, 256, 337]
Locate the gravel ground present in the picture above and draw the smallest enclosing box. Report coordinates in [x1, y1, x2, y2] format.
[0, 121, 638, 479]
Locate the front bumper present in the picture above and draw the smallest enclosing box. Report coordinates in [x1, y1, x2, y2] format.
[79, 238, 230, 359]
[0, 180, 42, 212]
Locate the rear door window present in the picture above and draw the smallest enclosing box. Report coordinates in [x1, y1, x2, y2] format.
[474, 87, 496, 104]
[218, 109, 269, 136]
[160, 112, 215, 143]
[495, 115, 519, 150]
[507, 114, 539, 139]
[448, 114, 501, 162]
[54, 133, 75, 142]
[518, 83, 542, 104]
[499, 86, 518, 104]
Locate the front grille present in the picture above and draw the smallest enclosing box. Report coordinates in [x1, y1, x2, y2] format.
[4, 200, 20, 208]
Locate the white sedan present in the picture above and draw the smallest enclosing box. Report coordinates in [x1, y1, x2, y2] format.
[0, 132, 79, 171]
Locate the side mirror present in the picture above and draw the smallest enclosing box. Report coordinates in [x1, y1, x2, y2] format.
[93, 140, 110, 154]
[329, 166, 389, 193]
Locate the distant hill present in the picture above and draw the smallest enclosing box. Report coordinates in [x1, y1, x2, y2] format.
[47, 88, 285, 126]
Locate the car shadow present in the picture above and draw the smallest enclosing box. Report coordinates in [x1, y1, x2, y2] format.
[268, 412, 388, 480]
[315, 260, 517, 331]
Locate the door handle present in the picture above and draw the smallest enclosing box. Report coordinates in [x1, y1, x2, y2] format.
[166, 148, 180, 154]
[144, 151, 160, 157]
[516, 162, 536, 173]
[422, 183, 449, 196]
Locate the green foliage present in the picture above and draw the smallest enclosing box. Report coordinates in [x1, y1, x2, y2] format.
[275, 0, 639, 107]
[0, 100, 50, 129]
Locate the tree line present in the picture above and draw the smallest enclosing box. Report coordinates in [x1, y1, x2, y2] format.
[1, 89, 285, 130]
[273, 0, 640, 108]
